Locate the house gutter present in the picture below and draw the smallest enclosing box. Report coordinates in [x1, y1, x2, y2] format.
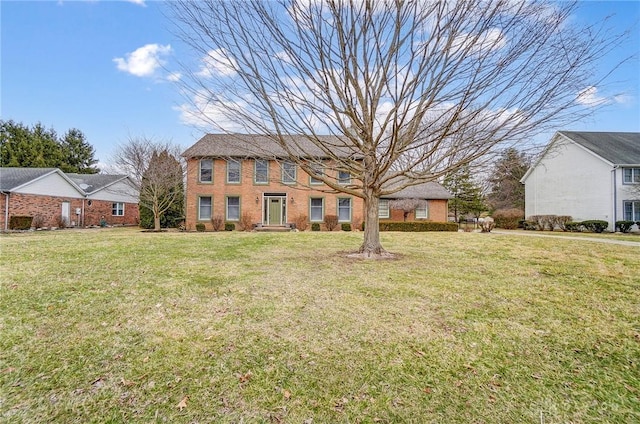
[612, 166, 618, 229]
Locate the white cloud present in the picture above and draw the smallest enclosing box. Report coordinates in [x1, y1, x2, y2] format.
[125, 0, 146, 6]
[196, 49, 238, 78]
[576, 86, 612, 107]
[114, 44, 172, 77]
[166, 72, 182, 82]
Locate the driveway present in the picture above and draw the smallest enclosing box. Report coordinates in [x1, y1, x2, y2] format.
[491, 230, 640, 247]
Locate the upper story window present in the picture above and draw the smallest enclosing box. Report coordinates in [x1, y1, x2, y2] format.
[255, 159, 269, 184]
[623, 168, 640, 184]
[199, 159, 213, 183]
[309, 163, 324, 185]
[282, 161, 297, 184]
[378, 199, 390, 218]
[227, 159, 241, 183]
[338, 170, 351, 185]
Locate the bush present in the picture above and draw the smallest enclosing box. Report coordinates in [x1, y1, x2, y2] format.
[210, 215, 224, 231]
[224, 222, 235, 231]
[32, 215, 45, 229]
[55, 215, 68, 229]
[311, 222, 321, 231]
[238, 212, 254, 231]
[9, 215, 33, 230]
[379, 221, 458, 232]
[492, 208, 524, 229]
[581, 220, 609, 233]
[615, 220, 635, 233]
[293, 214, 309, 231]
[522, 220, 537, 231]
[565, 222, 583, 232]
[553, 216, 573, 231]
[526, 215, 572, 231]
[324, 215, 339, 231]
[341, 223, 352, 231]
[195, 223, 206, 232]
[479, 217, 495, 233]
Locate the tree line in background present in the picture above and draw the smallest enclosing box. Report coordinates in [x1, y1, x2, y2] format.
[0, 120, 100, 174]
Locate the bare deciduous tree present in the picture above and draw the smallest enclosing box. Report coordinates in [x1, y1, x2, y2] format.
[389, 198, 426, 222]
[170, 0, 627, 258]
[111, 137, 185, 231]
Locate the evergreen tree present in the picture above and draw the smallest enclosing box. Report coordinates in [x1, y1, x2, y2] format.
[486, 148, 530, 211]
[0, 120, 99, 173]
[443, 166, 486, 222]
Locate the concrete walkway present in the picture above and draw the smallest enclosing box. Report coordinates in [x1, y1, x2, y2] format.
[491, 230, 640, 247]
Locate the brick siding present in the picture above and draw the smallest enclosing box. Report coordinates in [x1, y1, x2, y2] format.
[0, 192, 139, 230]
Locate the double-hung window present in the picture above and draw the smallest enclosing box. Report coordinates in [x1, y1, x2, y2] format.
[309, 163, 324, 185]
[310, 198, 324, 222]
[282, 161, 297, 184]
[338, 170, 351, 185]
[199, 196, 212, 220]
[227, 159, 241, 183]
[199, 159, 213, 183]
[623, 168, 640, 184]
[623, 200, 640, 221]
[226, 196, 240, 221]
[338, 198, 352, 222]
[415, 202, 428, 219]
[378, 199, 390, 218]
[255, 159, 269, 184]
[112, 202, 124, 216]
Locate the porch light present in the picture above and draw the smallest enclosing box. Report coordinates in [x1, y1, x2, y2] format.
[256, 196, 260, 203]
[290, 196, 295, 204]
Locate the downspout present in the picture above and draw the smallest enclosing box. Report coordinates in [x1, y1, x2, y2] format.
[2, 191, 9, 231]
[612, 166, 618, 231]
[81, 198, 85, 228]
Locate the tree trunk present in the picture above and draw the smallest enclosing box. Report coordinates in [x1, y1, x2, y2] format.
[358, 192, 390, 258]
[154, 208, 161, 231]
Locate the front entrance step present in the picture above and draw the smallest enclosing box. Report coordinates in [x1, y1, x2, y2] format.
[254, 224, 294, 232]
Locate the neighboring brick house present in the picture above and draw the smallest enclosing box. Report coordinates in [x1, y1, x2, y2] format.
[0, 167, 139, 230]
[182, 134, 451, 230]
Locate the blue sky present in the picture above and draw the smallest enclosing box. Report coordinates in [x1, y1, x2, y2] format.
[1, 0, 639, 168]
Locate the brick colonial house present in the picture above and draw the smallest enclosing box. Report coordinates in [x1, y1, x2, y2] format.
[182, 134, 451, 230]
[0, 167, 139, 230]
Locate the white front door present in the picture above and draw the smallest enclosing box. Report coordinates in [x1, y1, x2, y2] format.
[61, 201, 71, 226]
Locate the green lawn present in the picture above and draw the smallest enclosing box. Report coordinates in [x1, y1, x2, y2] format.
[1, 228, 638, 423]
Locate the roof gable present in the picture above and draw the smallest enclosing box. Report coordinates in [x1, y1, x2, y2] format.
[558, 131, 640, 165]
[65, 173, 129, 195]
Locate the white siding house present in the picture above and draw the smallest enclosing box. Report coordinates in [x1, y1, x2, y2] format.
[521, 131, 640, 231]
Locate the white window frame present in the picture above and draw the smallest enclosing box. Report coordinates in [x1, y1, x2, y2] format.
[309, 197, 324, 222]
[337, 198, 352, 222]
[623, 168, 640, 184]
[378, 199, 390, 218]
[199, 159, 213, 183]
[226, 159, 241, 184]
[282, 161, 297, 184]
[198, 196, 212, 221]
[112, 202, 124, 216]
[226, 196, 240, 221]
[623, 200, 640, 221]
[415, 203, 428, 219]
[254, 159, 269, 184]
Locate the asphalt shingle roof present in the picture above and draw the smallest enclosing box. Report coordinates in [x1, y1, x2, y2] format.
[65, 173, 127, 194]
[559, 131, 640, 164]
[0, 167, 58, 191]
[382, 181, 453, 200]
[182, 134, 361, 159]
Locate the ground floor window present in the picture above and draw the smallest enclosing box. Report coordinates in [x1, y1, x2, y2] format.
[378, 199, 389, 218]
[310, 198, 324, 221]
[623, 200, 640, 221]
[226, 196, 240, 221]
[338, 198, 352, 222]
[415, 203, 428, 219]
[112, 202, 124, 216]
[198, 196, 212, 220]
